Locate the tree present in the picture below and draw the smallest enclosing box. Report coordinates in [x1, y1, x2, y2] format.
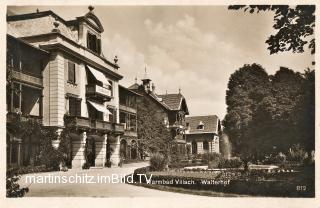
[223, 63, 270, 169]
[294, 69, 315, 152]
[137, 98, 172, 160]
[224, 64, 315, 168]
[228, 5, 315, 55]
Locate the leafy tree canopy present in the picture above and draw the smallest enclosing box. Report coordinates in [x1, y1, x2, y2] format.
[229, 5, 315, 55]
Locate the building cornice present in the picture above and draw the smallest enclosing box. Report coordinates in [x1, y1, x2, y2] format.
[20, 32, 119, 69]
[20, 32, 123, 80]
[41, 42, 123, 81]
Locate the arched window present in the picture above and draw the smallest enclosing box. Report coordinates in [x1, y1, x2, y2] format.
[191, 141, 197, 154]
[87, 32, 101, 54]
[131, 140, 138, 159]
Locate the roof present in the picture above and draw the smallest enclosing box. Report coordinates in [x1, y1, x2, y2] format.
[7, 34, 50, 55]
[7, 9, 121, 72]
[157, 94, 182, 110]
[7, 10, 78, 42]
[119, 85, 142, 96]
[157, 93, 189, 114]
[185, 115, 220, 134]
[128, 83, 140, 90]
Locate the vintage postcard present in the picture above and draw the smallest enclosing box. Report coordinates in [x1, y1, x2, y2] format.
[1, 0, 319, 208]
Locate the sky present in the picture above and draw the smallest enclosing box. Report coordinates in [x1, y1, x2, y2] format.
[8, 6, 315, 120]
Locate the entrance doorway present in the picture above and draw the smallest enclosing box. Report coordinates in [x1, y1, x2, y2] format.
[85, 138, 96, 166]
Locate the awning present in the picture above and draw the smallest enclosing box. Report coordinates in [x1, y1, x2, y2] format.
[88, 101, 111, 114]
[87, 65, 110, 87]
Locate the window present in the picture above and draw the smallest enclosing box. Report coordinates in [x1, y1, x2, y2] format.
[69, 97, 81, 116]
[197, 121, 205, 130]
[130, 114, 136, 131]
[87, 32, 101, 54]
[120, 112, 126, 126]
[68, 61, 76, 84]
[108, 107, 116, 123]
[203, 141, 209, 151]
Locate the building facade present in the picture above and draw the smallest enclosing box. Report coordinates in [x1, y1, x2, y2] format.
[185, 115, 221, 155]
[7, 7, 125, 168]
[119, 85, 141, 161]
[129, 72, 189, 156]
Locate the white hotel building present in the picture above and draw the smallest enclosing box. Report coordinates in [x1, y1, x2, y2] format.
[6, 7, 126, 168]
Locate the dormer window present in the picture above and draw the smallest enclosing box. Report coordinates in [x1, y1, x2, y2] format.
[197, 121, 205, 130]
[87, 32, 101, 54]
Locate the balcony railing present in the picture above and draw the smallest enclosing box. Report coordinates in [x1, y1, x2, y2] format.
[119, 104, 137, 114]
[10, 68, 43, 87]
[65, 116, 124, 134]
[124, 130, 138, 137]
[169, 120, 185, 129]
[65, 116, 91, 129]
[113, 123, 125, 134]
[86, 85, 112, 101]
[92, 120, 113, 131]
[7, 112, 42, 124]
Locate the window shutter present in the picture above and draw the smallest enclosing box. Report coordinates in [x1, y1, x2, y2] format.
[69, 98, 75, 116]
[76, 99, 81, 116]
[68, 62, 76, 83]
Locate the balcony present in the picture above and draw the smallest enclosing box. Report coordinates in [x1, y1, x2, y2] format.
[119, 104, 137, 114]
[113, 123, 125, 134]
[65, 116, 91, 129]
[65, 116, 124, 134]
[7, 112, 42, 124]
[169, 120, 185, 129]
[11, 68, 43, 87]
[92, 120, 113, 131]
[86, 85, 112, 101]
[124, 130, 137, 137]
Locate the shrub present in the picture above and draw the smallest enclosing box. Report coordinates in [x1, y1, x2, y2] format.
[287, 144, 307, 164]
[203, 153, 221, 169]
[6, 171, 29, 197]
[150, 153, 167, 171]
[202, 152, 221, 162]
[82, 162, 90, 169]
[218, 158, 243, 168]
[7, 165, 55, 175]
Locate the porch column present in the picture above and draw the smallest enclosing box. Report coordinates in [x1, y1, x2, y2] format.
[71, 132, 87, 169]
[109, 135, 120, 167]
[95, 134, 107, 167]
[52, 128, 62, 149]
[17, 139, 22, 166]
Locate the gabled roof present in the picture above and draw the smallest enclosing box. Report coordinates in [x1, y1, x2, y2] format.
[119, 85, 142, 96]
[186, 115, 220, 134]
[157, 93, 189, 114]
[128, 83, 140, 90]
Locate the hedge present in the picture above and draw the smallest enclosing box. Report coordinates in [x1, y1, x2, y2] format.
[7, 165, 58, 175]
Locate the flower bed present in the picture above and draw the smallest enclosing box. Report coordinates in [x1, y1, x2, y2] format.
[132, 166, 315, 197]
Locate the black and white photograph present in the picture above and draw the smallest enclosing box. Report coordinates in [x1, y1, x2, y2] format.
[2, 1, 319, 208]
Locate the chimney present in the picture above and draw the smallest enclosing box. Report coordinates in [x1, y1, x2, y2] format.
[152, 83, 155, 92]
[141, 67, 151, 92]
